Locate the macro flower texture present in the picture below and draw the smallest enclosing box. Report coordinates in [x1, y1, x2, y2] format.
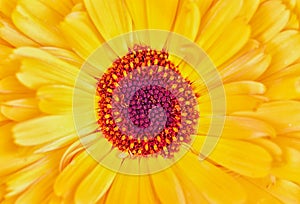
[1, 0, 300, 203]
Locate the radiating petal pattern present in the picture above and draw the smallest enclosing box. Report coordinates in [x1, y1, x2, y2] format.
[0, 0, 300, 203]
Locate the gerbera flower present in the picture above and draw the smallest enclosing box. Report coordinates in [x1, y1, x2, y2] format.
[1, 0, 300, 203]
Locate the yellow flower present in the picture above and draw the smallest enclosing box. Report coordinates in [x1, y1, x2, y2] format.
[1, 0, 300, 203]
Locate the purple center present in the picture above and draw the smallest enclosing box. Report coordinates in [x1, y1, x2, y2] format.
[128, 85, 181, 129]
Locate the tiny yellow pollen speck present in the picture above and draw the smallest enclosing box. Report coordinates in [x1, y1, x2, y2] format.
[115, 118, 122, 122]
[173, 127, 178, 132]
[130, 62, 134, 68]
[156, 136, 161, 142]
[112, 74, 118, 80]
[186, 120, 193, 125]
[113, 95, 120, 102]
[171, 84, 177, 89]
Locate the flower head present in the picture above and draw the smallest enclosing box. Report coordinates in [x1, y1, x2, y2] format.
[1, 0, 300, 203]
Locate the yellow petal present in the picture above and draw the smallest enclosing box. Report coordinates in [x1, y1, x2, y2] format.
[197, 0, 243, 51]
[15, 171, 57, 204]
[139, 176, 159, 203]
[1, 98, 40, 121]
[195, 0, 213, 16]
[286, 11, 299, 29]
[84, 0, 132, 41]
[34, 134, 76, 154]
[16, 72, 55, 90]
[105, 174, 139, 204]
[234, 100, 300, 133]
[15, 47, 79, 88]
[0, 185, 5, 202]
[1, 196, 18, 204]
[124, 0, 147, 30]
[0, 154, 42, 178]
[296, 0, 300, 14]
[41, 47, 84, 67]
[96, 147, 123, 174]
[220, 45, 271, 82]
[238, 0, 260, 22]
[225, 95, 268, 113]
[0, 16, 38, 47]
[271, 147, 300, 184]
[75, 165, 115, 204]
[262, 30, 300, 78]
[37, 0, 73, 16]
[150, 168, 186, 204]
[12, 1, 68, 48]
[218, 116, 276, 139]
[48, 193, 62, 204]
[0, 76, 30, 94]
[283, 131, 300, 138]
[6, 154, 58, 197]
[250, 0, 290, 42]
[173, 1, 201, 41]
[283, 0, 297, 8]
[224, 81, 266, 95]
[0, 76, 34, 101]
[0, 42, 12, 56]
[37, 85, 73, 114]
[0, 45, 21, 78]
[13, 115, 76, 145]
[0, 35, 11, 46]
[0, 92, 35, 103]
[0, 0, 17, 18]
[206, 18, 251, 67]
[59, 141, 83, 170]
[0, 123, 43, 176]
[17, 0, 66, 24]
[250, 138, 283, 160]
[0, 123, 19, 158]
[262, 63, 300, 83]
[54, 151, 97, 197]
[174, 169, 209, 204]
[270, 179, 300, 203]
[60, 11, 103, 59]
[196, 80, 267, 114]
[265, 76, 300, 100]
[0, 107, 8, 122]
[193, 137, 273, 177]
[236, 177, 282, 204]
[175, 152, 247, 203]
[146, 0, 178, 30]
[273, 134, 300, 154]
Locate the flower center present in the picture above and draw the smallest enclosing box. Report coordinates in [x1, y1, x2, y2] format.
[128, 85, 180, 129]
[97, 45, 199, 157]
